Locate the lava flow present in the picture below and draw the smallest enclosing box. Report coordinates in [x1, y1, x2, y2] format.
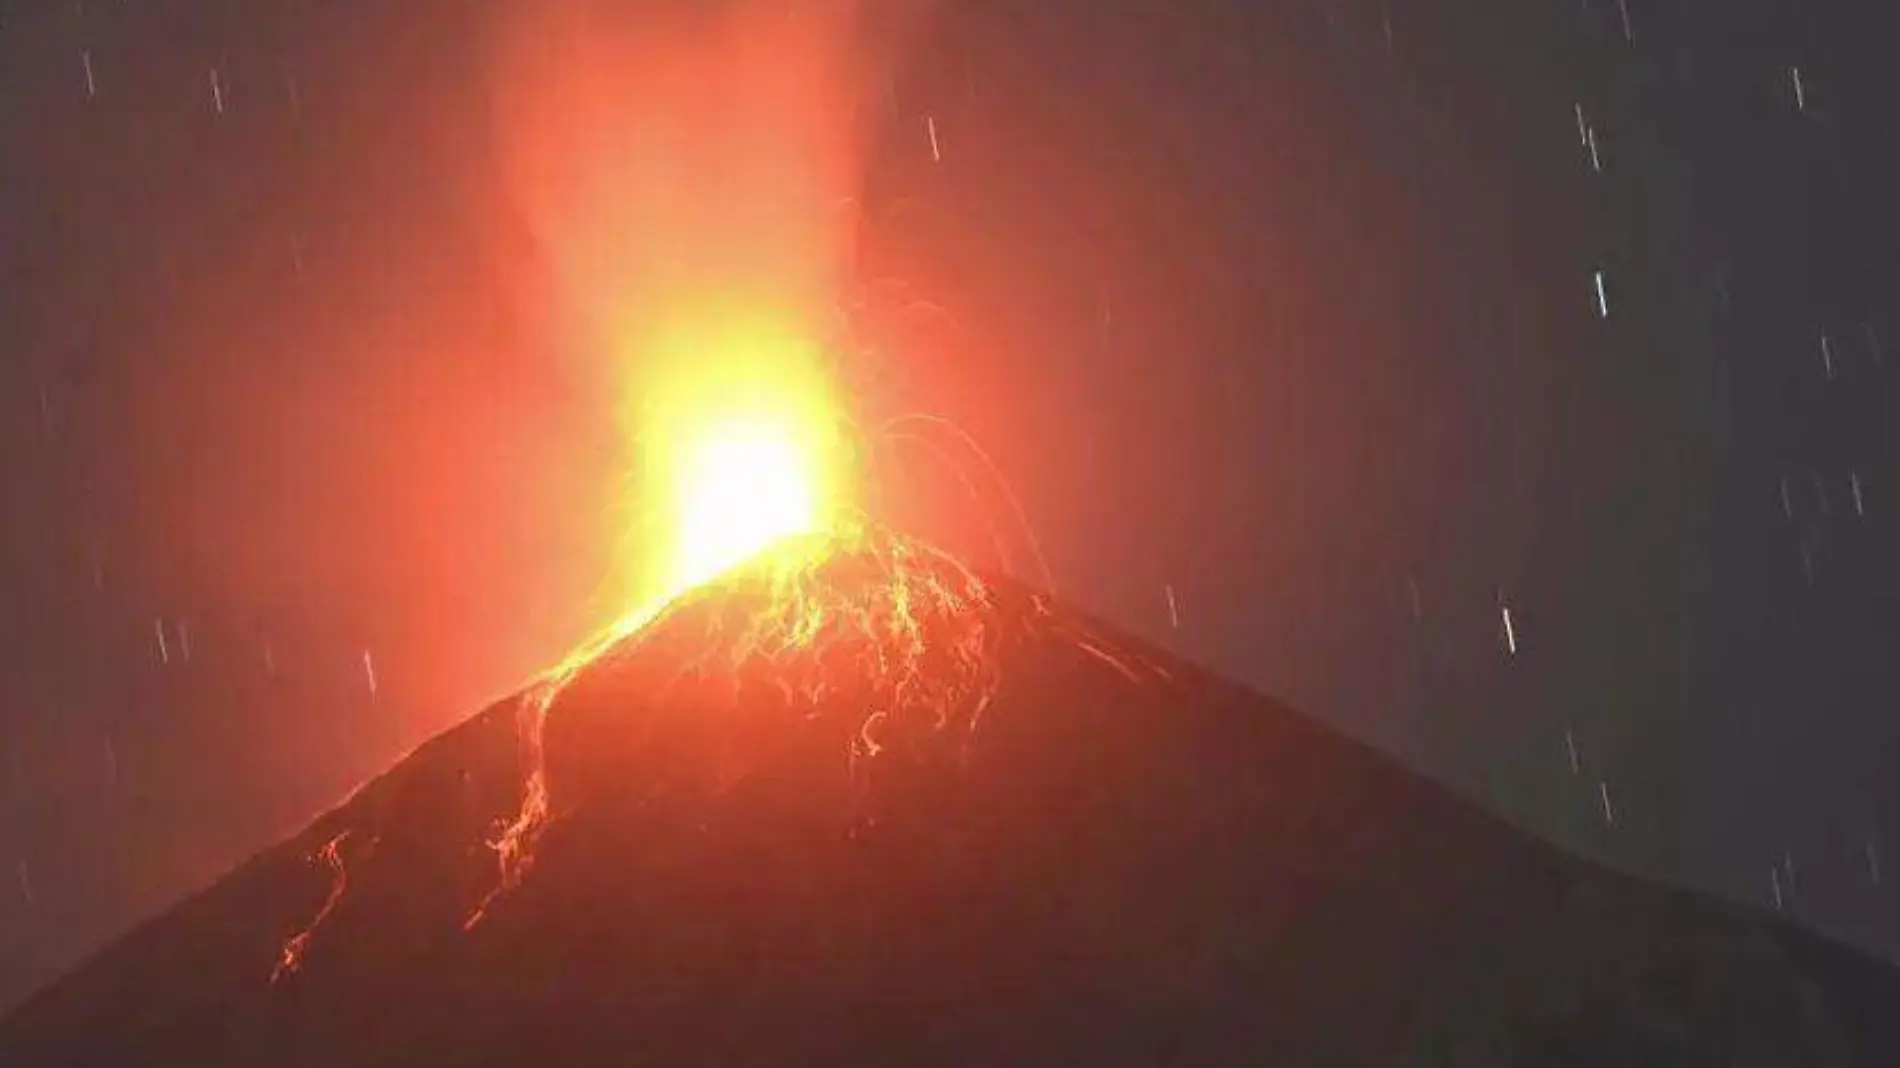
[271, 830, 375, 983]
[466, 513, 1022, 927]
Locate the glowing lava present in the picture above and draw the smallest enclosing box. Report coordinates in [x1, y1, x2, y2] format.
[460, 517, 1020, 926]
[271, 830, 373, 984]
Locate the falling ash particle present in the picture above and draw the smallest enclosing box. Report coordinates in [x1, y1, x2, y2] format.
[1771, 866, 1785, 911]
[1164, 584, 1180, 630]
[1564, 727, 1581, 775]
[1851, 472, 1865, 516]
[926, 115, 941, 163]
[1500, 605, 1518, 656]
[80, 50, 96, 100]
[363, 650, 378, 698]
[153, 618, 170, 666]
[209, 67, 226, 114]
[1616, 0, 1633, 41]
[1592, 270, 1610, 318]
[1822, 333, 1835, 380]
[1791, 66, 1806, 111]
[1597, 780, 1616, 827]
[177, 619, 192, 664]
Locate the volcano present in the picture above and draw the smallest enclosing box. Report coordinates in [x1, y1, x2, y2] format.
[2, 528, 1897, 1066]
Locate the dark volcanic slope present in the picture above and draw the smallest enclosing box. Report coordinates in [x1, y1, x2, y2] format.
[2, 551, 1897, 1067]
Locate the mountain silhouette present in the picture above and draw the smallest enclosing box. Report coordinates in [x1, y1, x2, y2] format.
[2, 527, 1896, 1066]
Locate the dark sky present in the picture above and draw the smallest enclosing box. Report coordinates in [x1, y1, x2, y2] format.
[4, 0, 1899, 1010]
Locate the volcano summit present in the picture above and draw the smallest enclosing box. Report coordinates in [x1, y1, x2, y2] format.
[2, 527, 1897, 1066]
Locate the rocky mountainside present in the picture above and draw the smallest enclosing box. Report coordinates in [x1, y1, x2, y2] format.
[3, 531, 1896, 1066]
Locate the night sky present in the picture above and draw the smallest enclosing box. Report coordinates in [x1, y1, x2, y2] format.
[4, 0, 1900, 1011]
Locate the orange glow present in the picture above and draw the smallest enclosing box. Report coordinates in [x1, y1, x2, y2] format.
[675, 422, 822, 586]
[627, 306, 855, 606]
[487, 0, 913, 619]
